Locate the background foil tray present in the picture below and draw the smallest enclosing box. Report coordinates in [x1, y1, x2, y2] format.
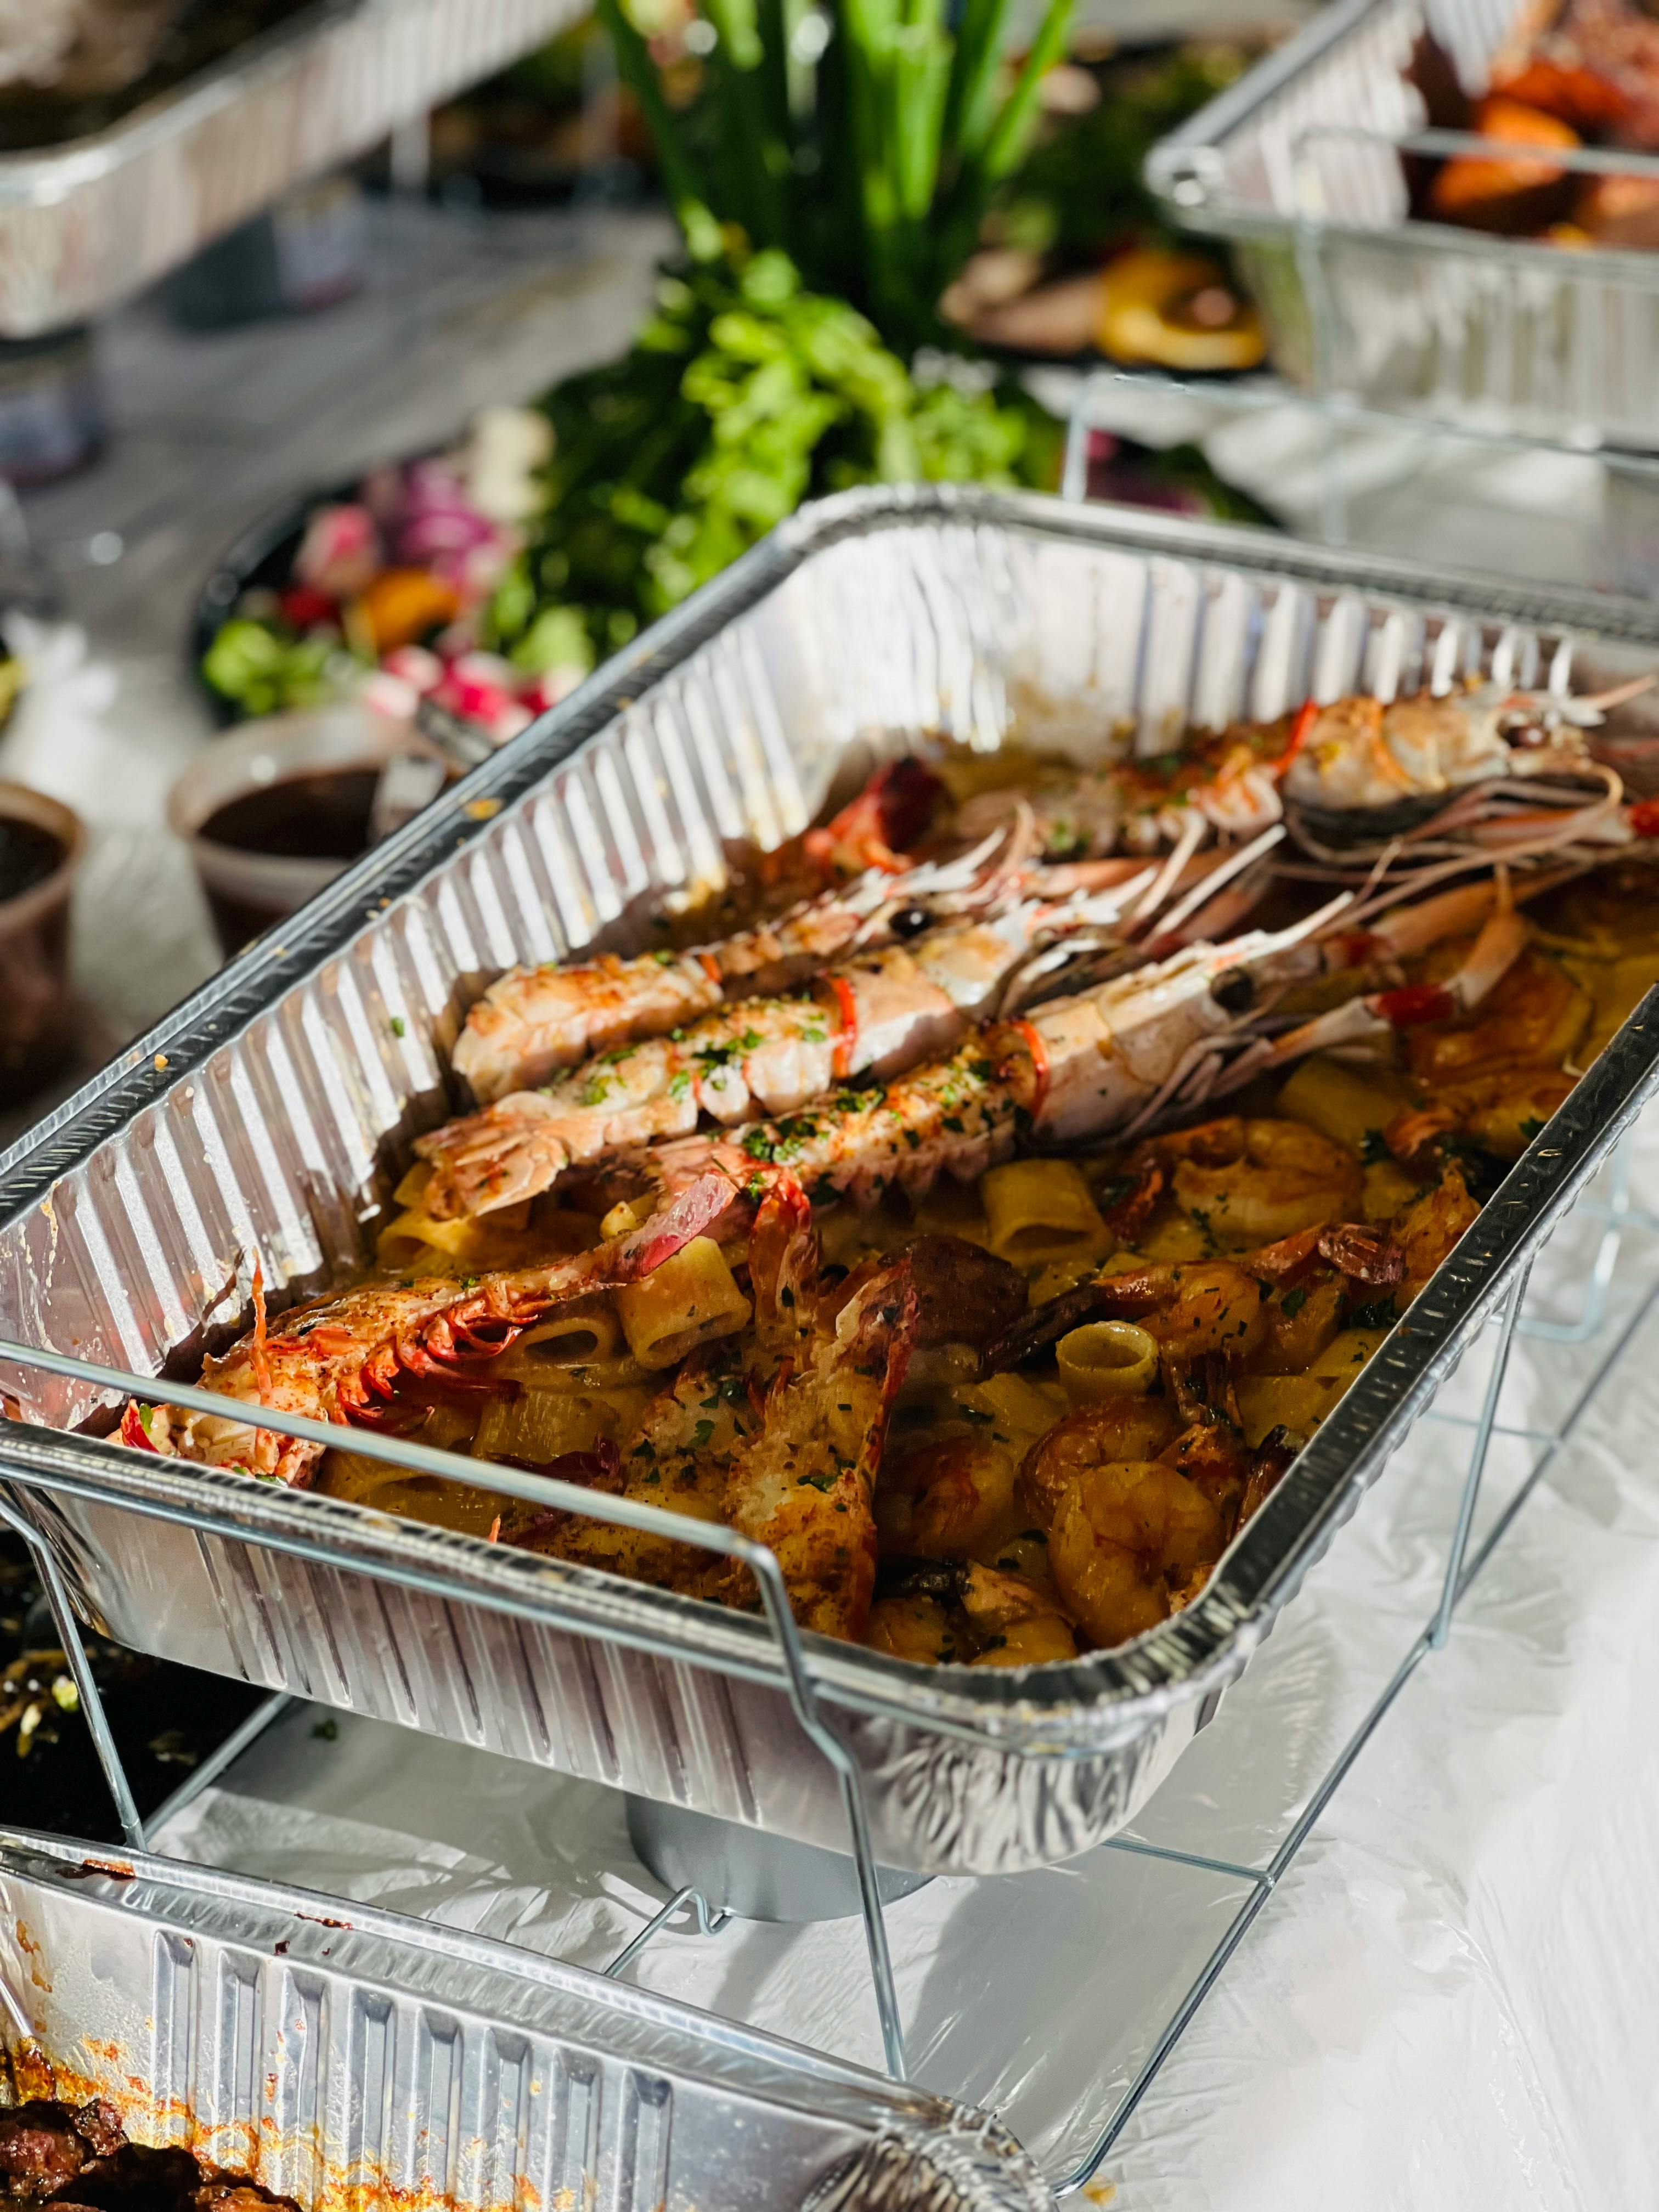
[0, 1829, 1050, 2212]
[1146, 0, 1659, 449]
[0, 0, 586, 337]
[2, 487, 1659, 1876]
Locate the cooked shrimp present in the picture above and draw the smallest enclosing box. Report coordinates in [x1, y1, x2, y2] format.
[1391, 1163, 1482, 1299]
[866, 1590, 959, 1663]
[1385, 1066, 1578, 1167]
[1018, 1396, 1183, 1526]
[956, 1563, 1078, 1666]
[865, 1559, 1077, 1665]
[877, 1433, 1019, 1558]
[120, 1173, 738, 1488]
[1131, 1114, 1364, 1249]
[1049, 1459, 1223, 1647]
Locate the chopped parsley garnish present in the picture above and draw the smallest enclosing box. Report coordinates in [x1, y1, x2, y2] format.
[1359, 1129, 1391, 1166]
[1349, 1296, 1398, 1331]
[388, 1016, 406, 1039]
[1280, 1286, 1307, 1318]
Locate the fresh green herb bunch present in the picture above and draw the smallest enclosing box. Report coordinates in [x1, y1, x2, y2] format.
[486, 247, 1045, 671]
[597, 0, 1072, 352]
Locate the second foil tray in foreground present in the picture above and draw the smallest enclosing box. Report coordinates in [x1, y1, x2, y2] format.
[0, 1827, 1046, 2211]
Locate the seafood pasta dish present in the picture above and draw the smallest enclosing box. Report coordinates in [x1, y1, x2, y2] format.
[120, 676, 1659, 1667]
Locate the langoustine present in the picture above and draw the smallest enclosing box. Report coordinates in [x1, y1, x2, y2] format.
[415, 832, 1281, 1221]
[450, 676, 1650, 1105]
[453, 758, 947, 1102]
[953, 675, 1656, 879]
[590, 875, 1530, 1221]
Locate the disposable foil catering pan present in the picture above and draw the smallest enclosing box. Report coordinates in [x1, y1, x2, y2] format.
[1146, 0, 1659, 448]
[0, 1829, 1047, 2211]
[3, 487, 1659, 1877]
[0, 0, 585, 338]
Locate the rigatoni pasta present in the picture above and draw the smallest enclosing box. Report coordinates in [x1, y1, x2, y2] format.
[616, 1236, 753, 1368]
[980, 1159, 1109, 1265]
[496, 1300, 624, 1377]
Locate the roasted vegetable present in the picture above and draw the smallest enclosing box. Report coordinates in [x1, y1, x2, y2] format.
[1427, 97, 1581, 235]
[1097, 246, 1266, 371]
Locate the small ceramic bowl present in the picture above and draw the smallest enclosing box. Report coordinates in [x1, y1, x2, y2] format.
[168, 705, 442, 957]
[0, 781, 84, 1104]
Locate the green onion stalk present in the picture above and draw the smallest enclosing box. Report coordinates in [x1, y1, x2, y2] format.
[596, 0, 1073, 355]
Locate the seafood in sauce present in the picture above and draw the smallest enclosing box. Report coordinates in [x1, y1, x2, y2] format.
[117, 703, 1659, 1666]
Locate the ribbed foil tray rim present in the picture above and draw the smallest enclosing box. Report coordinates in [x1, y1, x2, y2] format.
[2, 486, 1657, 1750]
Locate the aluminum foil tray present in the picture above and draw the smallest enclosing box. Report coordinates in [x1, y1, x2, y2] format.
[2, 487, 1659, 1878]
[0, 0, 586, 338]
[0, 1828, 1047, 2211]
[1146, 0, 1659, 448]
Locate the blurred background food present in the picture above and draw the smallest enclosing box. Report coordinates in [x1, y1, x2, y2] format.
[1408, 2, 1659, 247]
[0, 0, 312, 149]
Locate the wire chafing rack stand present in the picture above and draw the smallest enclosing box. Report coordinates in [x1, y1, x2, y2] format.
[1, 1104, 1656, 2195]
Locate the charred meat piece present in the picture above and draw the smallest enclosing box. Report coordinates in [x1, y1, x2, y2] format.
[0, 2104, 126, 2204]
[48, 2146, 203, 2212]
[896, 1235, 1028, 1350]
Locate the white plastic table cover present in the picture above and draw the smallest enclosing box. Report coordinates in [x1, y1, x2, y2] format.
[150, 1122, 1659, 2212]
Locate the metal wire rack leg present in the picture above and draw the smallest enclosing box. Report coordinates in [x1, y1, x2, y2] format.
[0, 1494, 143, 1849]
[603, 1886, 730, 1979]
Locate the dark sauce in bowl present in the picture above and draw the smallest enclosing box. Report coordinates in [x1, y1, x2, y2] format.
[200, 766, 380, 858]
[0, 815, 64, 905]
[196, 765, 380, 955]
